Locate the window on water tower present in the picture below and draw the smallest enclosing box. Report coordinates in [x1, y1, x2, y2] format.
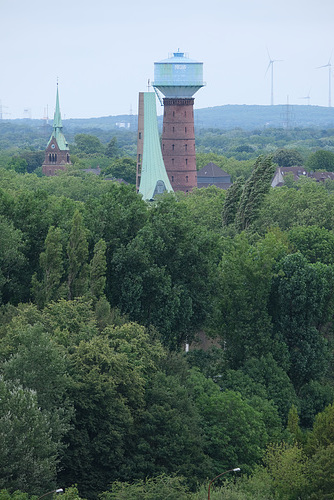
[173, 126, 175, 133]
[172, 158, 174, 165]
[138, 132, 142, 139]
[185, 127, 187, 134]
[172, 175, 174, 182]
[185, 158, 188, 165]
[185, 144, 187, 152]
[172, 144, 175, 151]
[173, 111, 175, 117]
[186, 175, 189, 183]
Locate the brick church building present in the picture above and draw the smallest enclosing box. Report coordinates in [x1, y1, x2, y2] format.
[42, 85, 71, 176]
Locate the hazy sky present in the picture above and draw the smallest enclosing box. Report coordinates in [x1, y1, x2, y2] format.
[1, 0, 334, 119]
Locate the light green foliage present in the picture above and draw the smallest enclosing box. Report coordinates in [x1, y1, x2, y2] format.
[256, 179, 334, 231]
[7, 157, 28, 174]
[0, 378, 58, 495]
[307, 443, 334, 499]
[102, 474, 191, 500]
[175, 186, 227, 233]
[67, 210, 89, 299]
[287, 405, 304, 443]
[263, 442, 310, 499]
[0, 490, 36, 500]
[307, 403, 334, 451]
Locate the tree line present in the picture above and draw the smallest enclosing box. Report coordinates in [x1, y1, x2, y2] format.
[0, 146, 334, 498]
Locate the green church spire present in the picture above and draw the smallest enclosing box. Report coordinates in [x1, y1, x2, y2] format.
[53, 83, 63, 129]
[47, 83, 69, 151]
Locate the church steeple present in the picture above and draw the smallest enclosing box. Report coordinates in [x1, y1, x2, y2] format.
[53, 83, 63, 129]
[42, 83, 71, 176]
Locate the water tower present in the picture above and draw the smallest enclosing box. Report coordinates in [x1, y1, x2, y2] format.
[153, 50, 204, 192]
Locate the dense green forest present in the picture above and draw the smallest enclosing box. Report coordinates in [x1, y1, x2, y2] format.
[1, 120, 334, 500]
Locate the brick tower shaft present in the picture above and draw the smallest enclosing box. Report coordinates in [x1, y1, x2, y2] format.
[161, 98, 197, 192]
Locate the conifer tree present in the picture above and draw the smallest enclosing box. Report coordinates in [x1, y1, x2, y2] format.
[89, 238, 107, 301]
[67, 210, 89, 300]
[222, 176, 244, 227]
[235, 155, 275, 231]
[31, 226, 64, 307]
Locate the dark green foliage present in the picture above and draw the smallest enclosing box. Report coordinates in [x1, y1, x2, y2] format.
[67, 210, 89, 300]
[288, 225, 334, 264]
[31, 226, 65, 307]
[299, 381, 334, 429]
[0, 216, 26, 305]
[89, 239, 107, 301]
[272, 148, 304, 167]
[222, 177, 244, 227]
[102, 157, 136, 184]
[129, 371, 209, 487]
[110, 196, 216, 347]
[0, 378, 58, 495]
[213, 231, 289, 367]
[105, 137, 120, 158]
[306, 149, 334, 171]
[73, 134, 104, 155]
[270, 253, 333, 389]
[188, 370, 268, 476]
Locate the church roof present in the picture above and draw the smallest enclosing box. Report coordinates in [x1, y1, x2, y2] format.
[47, 85, 69, 151]
[197, 162, 230, 178]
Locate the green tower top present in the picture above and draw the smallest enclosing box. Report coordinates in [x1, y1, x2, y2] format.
[47, 84, 69, 151]
[138, 92, 173, 200]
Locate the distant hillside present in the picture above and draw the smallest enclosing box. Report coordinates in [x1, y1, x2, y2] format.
[193, 104, 334, 130]
[2, 105, 334, 150]
[4, 104, 334, 132]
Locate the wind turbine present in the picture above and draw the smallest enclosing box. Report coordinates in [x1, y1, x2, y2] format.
[265, 49, 282, 106]
[317, 54, 332, 107]
[299, 89, 311, 105]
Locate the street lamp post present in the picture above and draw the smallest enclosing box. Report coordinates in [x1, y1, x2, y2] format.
[208, 468, 240, 500]
[38, 489, 63, 500]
